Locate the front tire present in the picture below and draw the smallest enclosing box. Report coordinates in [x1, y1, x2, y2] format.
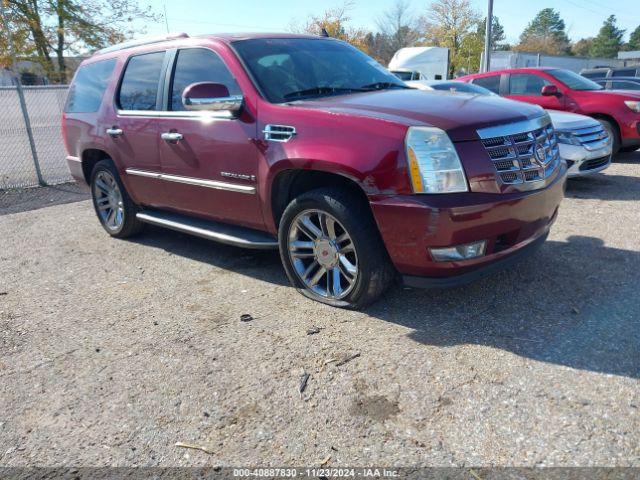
[90, 159, 144, 238]
[278, 188, 396, 309]
[597, 118, 620, 155]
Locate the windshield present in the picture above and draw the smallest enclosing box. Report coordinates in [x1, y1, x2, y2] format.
[392, 71, 414, 81]
[431, 82, 495, 95]
[547, 69, 603, 91]
[232, 38, 408, 103]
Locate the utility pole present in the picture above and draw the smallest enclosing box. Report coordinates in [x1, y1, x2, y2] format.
[0, 1, 45, 186]
[482, 0, 494, 73]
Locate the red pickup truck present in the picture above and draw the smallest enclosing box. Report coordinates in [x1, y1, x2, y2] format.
[459, 67, 640, 153]
[62, 33, 566, 308]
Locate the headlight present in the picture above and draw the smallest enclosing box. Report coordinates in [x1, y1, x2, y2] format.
[555, 130, 581, 146]
[405, 127, 468, 193]
[624, 100, 640, 113]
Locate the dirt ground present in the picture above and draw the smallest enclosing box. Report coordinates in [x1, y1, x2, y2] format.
[1, 153, 638, 468]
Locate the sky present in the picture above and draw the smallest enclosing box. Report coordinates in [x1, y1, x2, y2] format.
[135, 0, 640, 45]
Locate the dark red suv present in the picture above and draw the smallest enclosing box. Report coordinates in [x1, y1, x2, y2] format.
[459, 67, 640, 153]
[62, 33, 566, 308]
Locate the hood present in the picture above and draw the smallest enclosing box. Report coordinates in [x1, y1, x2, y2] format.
[546, 109, 600, 130]
[292, 89, 546, 141]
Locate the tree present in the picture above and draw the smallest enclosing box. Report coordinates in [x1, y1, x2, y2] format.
[590, 15, 625, 58]
[372, 0, 421, 63]
[571, 38, 595, 57]
[477, 15, 506, 49]
[2, 0, 158, 83]
[292, 1, 371, 55]
[515, 8, 570, 55]
[628, 25, 640, 51]
[420, 0, 481, 77]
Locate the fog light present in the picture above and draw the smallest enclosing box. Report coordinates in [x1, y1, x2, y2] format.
[430, 240, 487, 262]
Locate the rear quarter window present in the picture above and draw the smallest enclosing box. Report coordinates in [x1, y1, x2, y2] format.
[117, 51, 166, 111]
[472, 75, 501, 94]
[64, 59, 116, 113]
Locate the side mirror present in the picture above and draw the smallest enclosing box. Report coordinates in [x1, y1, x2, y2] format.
[541, 85, 560, 97]
[182, 82, 243, 114]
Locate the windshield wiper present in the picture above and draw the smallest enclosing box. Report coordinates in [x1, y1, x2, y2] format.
[283, 86, 365, 100]
[359, 82, 411, 91]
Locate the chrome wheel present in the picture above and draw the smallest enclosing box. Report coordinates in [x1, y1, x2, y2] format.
[288, 209, 358, 300]
[93, 170, 124, 231]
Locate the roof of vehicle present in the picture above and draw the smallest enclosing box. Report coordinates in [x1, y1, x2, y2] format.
[592, 76, 640, 81]
[94, 32, 329, 55]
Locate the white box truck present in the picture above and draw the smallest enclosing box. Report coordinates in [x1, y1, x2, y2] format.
[388, 47, 450, 81]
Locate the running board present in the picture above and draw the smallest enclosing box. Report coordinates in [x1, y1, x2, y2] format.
[136, 209, 278, 250]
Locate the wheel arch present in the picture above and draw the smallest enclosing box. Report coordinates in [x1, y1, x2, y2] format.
[269, 168, 372, 231]
[81, 148, 113, 184]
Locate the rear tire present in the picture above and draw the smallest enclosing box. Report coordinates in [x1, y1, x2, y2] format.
[597, 118, 620, 155]
[90, 159, 144, 238]
[619, 145, 638, 153]
[278, 188, 396, 309]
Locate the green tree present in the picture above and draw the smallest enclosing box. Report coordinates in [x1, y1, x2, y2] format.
[477, 15, 506, 49]
[590, 15, 625, 58]
[2, 0, 158, 83]
[572, 38, 595, 57]
[626, 24, 640, 51]
[421, 0, 481, 77]
[515, 8, 570, 55]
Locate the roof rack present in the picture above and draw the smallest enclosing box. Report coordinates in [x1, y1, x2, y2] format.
[95, 32, 189, 55]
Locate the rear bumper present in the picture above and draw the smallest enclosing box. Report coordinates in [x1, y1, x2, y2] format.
[66, 156, 89, 187]
[369, 163, 566, 281]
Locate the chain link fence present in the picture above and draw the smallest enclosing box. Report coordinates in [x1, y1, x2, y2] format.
[0, 85, 72, 190]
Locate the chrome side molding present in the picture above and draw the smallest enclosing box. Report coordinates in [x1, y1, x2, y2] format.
[125, 168, 255, 194]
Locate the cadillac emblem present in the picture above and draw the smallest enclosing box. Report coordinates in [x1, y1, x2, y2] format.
[534, 144, 547, 166]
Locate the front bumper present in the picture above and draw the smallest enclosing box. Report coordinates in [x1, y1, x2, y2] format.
[559, 143, 612, 177]
[369, 162, 566, 284]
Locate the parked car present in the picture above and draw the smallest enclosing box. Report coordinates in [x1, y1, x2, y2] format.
[458, 67, 640, 153]
[407, 80, 497, 94]
[581, 66, 640, 80]
[593, 76, 640, 92]
[63, 33, 566, 309]
[409, 81, 612, 177]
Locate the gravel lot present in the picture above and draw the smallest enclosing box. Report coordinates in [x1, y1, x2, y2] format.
[1, 153, 639, 468]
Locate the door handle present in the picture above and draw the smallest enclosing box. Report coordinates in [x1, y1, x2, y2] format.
[106, 127, 123, 137]
[161, 132, 183, 142]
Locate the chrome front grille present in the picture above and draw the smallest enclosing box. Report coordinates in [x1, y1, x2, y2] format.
[572, 124, 610, 151]
[479, 120, 561, 187]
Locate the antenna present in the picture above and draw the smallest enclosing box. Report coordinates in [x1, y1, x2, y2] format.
[163, 2, 170, 34]
[320, 28, 330, 37]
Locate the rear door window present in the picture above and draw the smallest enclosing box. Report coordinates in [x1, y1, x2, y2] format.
[65, 59, 116, 113]
[118, 51, 165, 111]
[611, 80, 640, 90]
[169, 48, 240, 111]
[472, 75, 501, 94]
[612, 69, 636, 77]
[508, 73, 551, 96]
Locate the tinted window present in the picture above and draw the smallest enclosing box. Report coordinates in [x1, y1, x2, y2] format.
[65, 59, 116, 113]
[508, 73, 550, 96]
[118, 52, 165, 110]
[612, 69, 636, 77]
[472, 75, 501, 94]
[547, 69, 602, 91]
[581, 71, 605, 79]
[611, 81, 640, 90]
[233, 38, 407, 103]
[170, 48, 240, 111]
